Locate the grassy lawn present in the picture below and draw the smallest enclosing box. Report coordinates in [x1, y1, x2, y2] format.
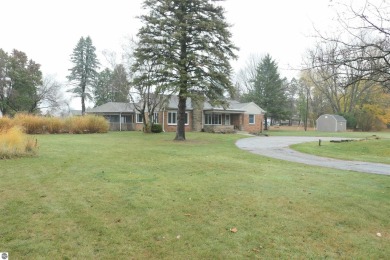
[291, 138, 390, 164]
[0, 132, 389, 259]
[264, 126, 390, 138]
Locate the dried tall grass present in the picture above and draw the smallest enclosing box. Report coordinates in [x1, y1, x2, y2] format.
[14, 114, 45, 134]
[0, 116, 14, 131]
[65, 115, 109, 134]
[85, 115, 109, 133]
[45, 117, 65, 134]
[1, 114, 108, 134]
[0, 126, 38, 159]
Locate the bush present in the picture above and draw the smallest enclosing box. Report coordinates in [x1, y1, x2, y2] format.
[0, 126, 38, 159]
[151, 124, 163, 133]
[339, 113, 357, 129]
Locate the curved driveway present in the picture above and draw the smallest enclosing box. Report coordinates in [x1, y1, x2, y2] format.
[235, 136, 390, 176]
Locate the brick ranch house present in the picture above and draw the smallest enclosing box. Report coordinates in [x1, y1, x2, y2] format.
[87, 96, 265, 133]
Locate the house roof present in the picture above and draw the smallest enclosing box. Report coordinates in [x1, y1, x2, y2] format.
[87, 97, 265, 115]
[69, 110, 82, 116]
[203, 100, 265, 114]
[203, 100, 244, 113]
[230, 101, 266, 114]
[166, 95, 193, 110]
[87, 102, 135, 113]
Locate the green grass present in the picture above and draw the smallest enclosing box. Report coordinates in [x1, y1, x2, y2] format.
[0, 132, 389, 259]
[291, 138, 390, 164]
[264, 128, 390, 138]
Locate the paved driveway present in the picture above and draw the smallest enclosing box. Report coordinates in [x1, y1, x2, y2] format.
[235, 136, 390, 176]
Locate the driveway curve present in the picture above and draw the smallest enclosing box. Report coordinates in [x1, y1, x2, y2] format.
[235, 136, 390, 176]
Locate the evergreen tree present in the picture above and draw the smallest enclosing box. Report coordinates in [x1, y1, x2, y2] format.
[93, 64, 130, 106]
[285, 78, 299, 125]
[242, 54, 287, 130]
[67, 36, 99, 115]
[0, 49, 42, 115]
[93, 68, 113, 107]
[133, 0, 238, 140]
[111, 64, 130, 102]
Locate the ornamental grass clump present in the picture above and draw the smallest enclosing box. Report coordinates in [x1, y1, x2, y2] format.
[14, 114, 45, 134]
[0, 116, 14, 132]
[64, 116, 88, 134]
[85, 115, 109, 133]
[0, 126, 38, 159]
[45, 117, 65, 134]
[65, 115, 108, 134]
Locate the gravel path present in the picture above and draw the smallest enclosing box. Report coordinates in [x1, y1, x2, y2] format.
[235, 136, 390, 176]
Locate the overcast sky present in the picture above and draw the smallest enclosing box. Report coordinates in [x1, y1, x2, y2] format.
[2, 0, 339, 108]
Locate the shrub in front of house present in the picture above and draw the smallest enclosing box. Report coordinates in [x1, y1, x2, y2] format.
[0, 126, 38, 159]
[151, 124, 163, 133]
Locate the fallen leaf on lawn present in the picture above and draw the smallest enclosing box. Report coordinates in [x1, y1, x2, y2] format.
[376, 232, 382, 237]
[230, 227, 238, 233]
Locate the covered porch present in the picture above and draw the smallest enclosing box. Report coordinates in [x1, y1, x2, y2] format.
[102, 113, 136, 131]
[203, 111, 244, 133]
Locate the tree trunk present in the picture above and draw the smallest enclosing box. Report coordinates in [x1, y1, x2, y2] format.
[81, 83, 86, 116]
[175, 94, 187, 141]
[144, 113, 154, 133]
[175, 16, 188, 141]
[81, 95, 86, 116]
[264, 114, 268, 130]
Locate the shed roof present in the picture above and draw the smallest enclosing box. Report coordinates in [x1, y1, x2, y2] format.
[318, 114, 347, 122]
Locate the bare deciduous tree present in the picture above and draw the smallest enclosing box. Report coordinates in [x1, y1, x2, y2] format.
[314, 0, 390, 89]
[38, 75, 67, 115]
[304, 41, 378, 116]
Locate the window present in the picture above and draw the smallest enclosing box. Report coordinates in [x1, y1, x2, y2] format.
[136, 113, 143, 123]
[168, 112, 176, 125]
[153, 112, 159, 124]
[121, 115, 133, 124]
[205, 114, 222, 125]
[249, 114, 255, 124]
[105, 115, 119, 123]
[168, 111, 188, 125]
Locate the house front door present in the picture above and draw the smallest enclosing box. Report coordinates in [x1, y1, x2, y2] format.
[225, 114, 230, 125]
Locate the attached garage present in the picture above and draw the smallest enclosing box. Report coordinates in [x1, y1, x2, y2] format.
[316, 114, 347, 132]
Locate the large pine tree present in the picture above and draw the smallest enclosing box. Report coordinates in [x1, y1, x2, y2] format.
[133, 0, 237, 140]
[67, 36, 99, 115]
[242, 54, 287, 130]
